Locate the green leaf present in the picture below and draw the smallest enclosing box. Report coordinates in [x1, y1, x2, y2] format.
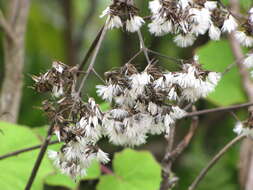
[45, 160, 100, 189]
[197, 40, 247, 106]
[97, 149, 161, 190]
[44, 174, 76, 189]
[0, 122, 54, 190]
[100, 102, 111, 112]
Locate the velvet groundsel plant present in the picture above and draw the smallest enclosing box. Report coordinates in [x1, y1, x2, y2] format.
[26, 0, 253, 189]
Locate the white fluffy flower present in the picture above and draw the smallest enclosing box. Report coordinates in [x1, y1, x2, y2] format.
[168, 87, 178, 101]
[100, 7, 123, 30]
[107, 15, 123, 30]
[170, 106, 186, 120]
[148, 102, 159, 115]
[190, 8, 211, 35]
[126, 16, 145, 32]
[148, 16, 167, 36]
[181, 87, 200, 102]
[209, 24, 221, 41]
[149, 0, 162, 14]
[108, 109, 129, 119]
[222, 15, 238, 33]
[52, 85, 64, 98]
[249, 7, 253, 15]
[130, 72, 151, 87]
[233, 122, 253, 137]
[100, 7, 110, 18]
[161, 20, 173, 34]
[207, 72, 221, 86]
[48, 143, 104, 179]
[48, 150, 59, 161]
[177, 67, 220, 101]
[164, 114, 175, 128]
[103, 119, 127, 145]
[174, 34, 196, 47]
[85, 117, 103, 143]
[174, 64, 199, 89]
[129, 72, 151, 98]
[52, 62, 65, 73]
[105, 113, 152, 146]
[96, 84, 122, 102]
[233, 121, 243, 135]
[179, 0, 191, 10]
[204, 1, 217, 10]
[148, 21, 164, 36]
[149, 115, 165, 135]
[235, 31, 253, 47]
[243, 53, 253, 68]
[249, 7, 253, 23]
[54, 129, 61, 142]
[97, 149, 110, 164]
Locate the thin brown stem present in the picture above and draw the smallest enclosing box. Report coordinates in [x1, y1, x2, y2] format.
[24, 124, 54, 190]
[137, 29, 151, 65]
[147, 49, 183, 64]
[188, 135, 245, 190]
[77, 25, 107, 95]
[92, 68, 106, 84]
[185, 102, 253, 118]
[0, 140, 58, 161]
[160, 113, 199, 190]
[126, 49, 143, 64]
[78, 25, 105, 71]
[166, 116, 199, 162]
[228, 0, 253, 188]
[160, 126, 176, 190]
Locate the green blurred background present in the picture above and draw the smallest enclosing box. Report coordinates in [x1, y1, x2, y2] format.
[0, 0, 253, 190]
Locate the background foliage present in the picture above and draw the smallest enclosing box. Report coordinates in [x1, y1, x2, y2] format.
[0, 0, 252, 189]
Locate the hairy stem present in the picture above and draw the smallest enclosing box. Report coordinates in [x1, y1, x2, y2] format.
[77, 25, 107, 95]
[0, 140, 58, 160]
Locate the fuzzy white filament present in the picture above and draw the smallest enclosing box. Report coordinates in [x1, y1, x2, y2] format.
[126, 16, 145, 33]
[222, 15, 238, 33]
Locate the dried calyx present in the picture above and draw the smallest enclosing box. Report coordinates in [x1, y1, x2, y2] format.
[100, 0, 145, 32]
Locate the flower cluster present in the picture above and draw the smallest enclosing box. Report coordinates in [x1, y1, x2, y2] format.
[100, 0, 145, 32]
[33, 56, 221, 178]
[100, 1, 253, 48]
[148, 0, 238, 47]
[32, 62, 109, 179]
[97, 57, 220, 146]
[235, 7, 253, 47]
